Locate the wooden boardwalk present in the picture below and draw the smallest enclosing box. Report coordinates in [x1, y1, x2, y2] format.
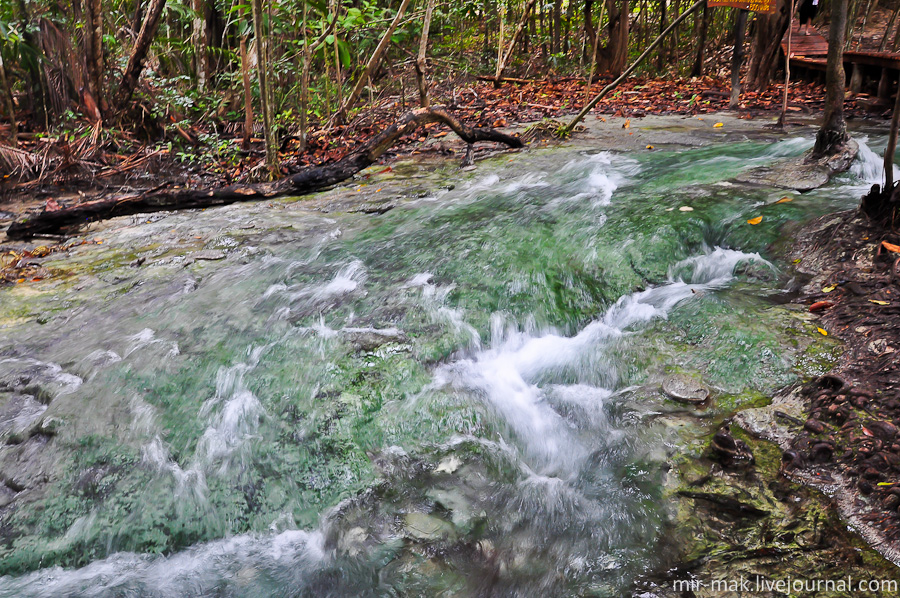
[783, 22, 900, 105]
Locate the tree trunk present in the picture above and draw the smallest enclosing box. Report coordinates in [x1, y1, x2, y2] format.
[336, 0, 412, 123]
[564, 0, 575, 52]
[879, 4, 900, 51]
[84, 0, 105, 112]
[495, 0, 540, 84]
[192, 0, 208, 89]
[566, 0, 705, 132]
[596, 0, 630, 76]
[585, 0, 606, 101]
[585, 0, 596, 61]
[813, 0, 850, 157]
[250, 0, 277, 175]
[777, 0, 794, 127]
[729, 9, 748, 109]
[857, 0, 879, 48]
[332, 0, 344, 110]
[657, 0, 667, 72]
[415, 0, 436, 106]
[300, 0, 309, 152]
[746, 0, 789, 91]
[116, 0, 167, 109]
[553, 0, 562, 53]
[0, 52, 17, 146]
[860, 86, 900, 220]
[691, 1, 709, 77]
[240, 37, 253, 151]
[6, 107, 524, 239]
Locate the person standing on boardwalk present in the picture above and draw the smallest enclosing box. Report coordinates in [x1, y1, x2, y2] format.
[799, 0, 820, 35]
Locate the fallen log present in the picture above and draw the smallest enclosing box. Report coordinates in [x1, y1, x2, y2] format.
[5, 107, 523, 239]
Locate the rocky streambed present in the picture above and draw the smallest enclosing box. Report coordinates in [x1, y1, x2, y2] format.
[0, 114, 899, 597]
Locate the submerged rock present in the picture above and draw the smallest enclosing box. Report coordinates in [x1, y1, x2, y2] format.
[735, 139, 859, 191]
[403, 512, 456, 541]
[709, 424, 754, 467]
[735, 159, 829, 191]
[0, 393, 47, 442]
[340, 327, 407, 351]
[662, 374, 709, 404]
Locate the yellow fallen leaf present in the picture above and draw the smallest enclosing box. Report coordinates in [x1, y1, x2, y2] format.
[817, 327, 828, 336]
[822, 284, 837, 293]
[870, 300, 890, 305]
[878, 482, 895, 486]
[623, 119, 631, 129]
[774, 196, 793, 204]
[713, 122, 724, 128]
[883, 241, 900, 253]
[646, 145, 654, 150]
[747, 216, 763, 225]
[375, 188, 382, 192]
[793, 258, 802, 264]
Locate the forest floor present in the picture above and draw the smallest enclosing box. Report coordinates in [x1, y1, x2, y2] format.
[0, 69, 886, 233]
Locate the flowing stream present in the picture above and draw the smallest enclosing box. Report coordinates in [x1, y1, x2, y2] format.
[0, 124, 893, 596]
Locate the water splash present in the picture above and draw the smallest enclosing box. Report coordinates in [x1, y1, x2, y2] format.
[852, 137, 900, 186]
[434, 246, 769, 475]
[0, 529, 327, 598]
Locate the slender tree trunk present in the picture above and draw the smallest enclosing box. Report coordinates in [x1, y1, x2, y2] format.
[192, 0, 209, 89]
[884, 87, 900, 191]
[657, 0, 667, 71]
[892, 6, 900, 49]
[585, 0, 606, 101]
[813, 0, 849, 157]
[495, 0, 540, 83]
[729, 9, 748, 108]
[553, 0, 562, 53]
[84, 0, 105, 112]
[116, 0, 167, 109]
[332, 0, 343, 110]
[336, 0, 412, 123]
[879, 4, 900, 51]
[415, 0, 436, 106]
[0, 52, 17, 146]
[585, 0, 596, 61]
[300, 0, 309, 152]
[565, 0, 575, 52]
[857, 0, 879, 48]
[251, 0, 277, 174]
[691, 1, 709, 77]
[778, 0, 794, 127]
[240, 36, 253, 151]
[566, 0, 704, 132]
[845, 0, 861, 50]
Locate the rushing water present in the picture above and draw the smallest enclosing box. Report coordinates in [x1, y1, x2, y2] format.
[0, 125, 891, 596]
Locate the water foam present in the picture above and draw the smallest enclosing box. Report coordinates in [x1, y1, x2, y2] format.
[433, 246, 770, 475]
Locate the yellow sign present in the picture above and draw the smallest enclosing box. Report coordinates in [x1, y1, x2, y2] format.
[708, 0, 777, 13]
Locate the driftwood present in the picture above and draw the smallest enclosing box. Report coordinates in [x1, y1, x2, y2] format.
[5, 107, 523, 239]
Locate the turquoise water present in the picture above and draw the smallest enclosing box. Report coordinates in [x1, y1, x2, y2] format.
[0, 127, 886, 596]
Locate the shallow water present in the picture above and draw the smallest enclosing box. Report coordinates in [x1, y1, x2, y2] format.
[0, 124, 891, 596]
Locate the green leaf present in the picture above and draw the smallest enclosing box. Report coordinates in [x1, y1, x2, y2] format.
[338, 40, 351, 68]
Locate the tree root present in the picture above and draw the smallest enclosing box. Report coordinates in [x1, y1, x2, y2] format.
[5, 107, 523, 239]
